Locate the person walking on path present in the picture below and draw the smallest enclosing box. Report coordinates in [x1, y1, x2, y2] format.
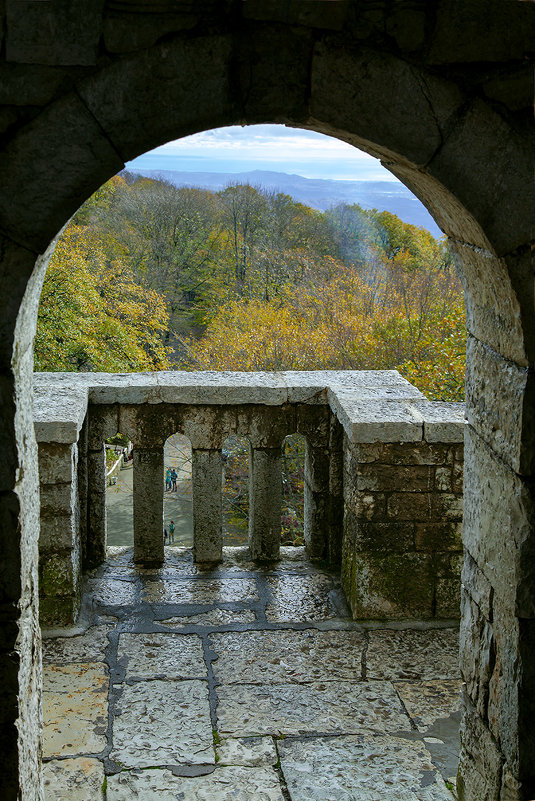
[165, 468, 172, 492]
[169, 520, 175, 544]
[171, 469, 178, 492]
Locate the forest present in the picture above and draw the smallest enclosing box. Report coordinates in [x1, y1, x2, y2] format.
[35, 172, 466, 401]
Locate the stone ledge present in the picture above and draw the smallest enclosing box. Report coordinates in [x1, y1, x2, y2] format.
[33, 370, 465, 446]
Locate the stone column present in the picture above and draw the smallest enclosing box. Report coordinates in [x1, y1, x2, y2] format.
[86, 445, 107, 568]
[303, 442, 330, 559]
[191, 448, 222, 563]
[133, 447, 164, 567]
[38, 441, 81, 626]
[328, 416, 344, 566]
[249, 446, 281, 561]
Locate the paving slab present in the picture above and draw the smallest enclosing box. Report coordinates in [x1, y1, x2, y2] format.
[117, 632, 206, 679]
[216, 736, 278, 766]
[110, 679, 213, 767]
[159, 608, 257, 627]
[394, 680, 462, 731]
[266, 574, 337, 621]
[278, 734, 455, 800]
[106, 765, 285, 800]
[43, 664, 109, 757]
[42, 625, 112, 664]
[211, 629, 365, 683]
[366, 629, 460, 680]
[86, 577, 139, 607]
[217, 680, 410, 736]
[42, 757, 105, 801]
[142, 577, 258, 604]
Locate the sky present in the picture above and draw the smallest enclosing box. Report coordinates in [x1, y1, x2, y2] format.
[127, 124, 397, 182]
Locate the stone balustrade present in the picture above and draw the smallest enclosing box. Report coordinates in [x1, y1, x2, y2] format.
[33, 371, 465, 626]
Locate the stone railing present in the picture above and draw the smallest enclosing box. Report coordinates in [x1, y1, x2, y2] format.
[33, 371, 465, 626]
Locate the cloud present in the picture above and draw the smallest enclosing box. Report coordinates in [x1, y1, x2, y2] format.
[142, 124, 393, 181]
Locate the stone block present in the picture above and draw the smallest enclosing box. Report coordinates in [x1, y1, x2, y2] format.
[461, 551, 493, 620]
[311, 43, 456, 168]
[6, 0, 103, 65]
[38, 442, 76, 485]
[356, 441, 454, 466]
[78, 35, 235, 163]
[39, 597, 80, 628]
[0, 64, 74, 107]
[347, 552, 436, 619]
[39, 483, 75, 517]
[331, 396, 424, 443]
[156, 371, 287, 406]
[459, 588, 492, 719]
[33, 384, 88, 445]
[86, 405, 120, 450]
[435, 466, 453, 491]
[103, 9, 200, 53]
[453, 461, 464, 494]
[39, 551, 78, 599]
[465, 335, 532, 475]
[483, 66, 534, 112]
[39, 515, 77, 552]
[192, 448, 223, 563]
[452, 242, 527, 366]
[410, 400, 465, 443]
[458, 691, 503, 801]
[356, 521, 415, 553]
[426, 98, 535, 256]
[358, 463, 433, 492]
[414, 522, 463, 553]
[133, 449, 164, 566]
[387, 492, 433, 522]
[295, 403, 330, 445]
[428, 1, 533, 64]
[236, 405, 292, 448]
[0, 93, 124, 253]
[464, 426, 535, 616]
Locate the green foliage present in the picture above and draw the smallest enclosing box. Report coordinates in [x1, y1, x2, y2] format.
[36, 173, 466, 401]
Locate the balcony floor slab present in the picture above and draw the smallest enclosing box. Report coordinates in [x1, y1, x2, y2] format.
[42, 546, 459, 800]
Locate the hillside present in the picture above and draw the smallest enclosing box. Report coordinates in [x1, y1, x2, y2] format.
[126, 168, 442, 236]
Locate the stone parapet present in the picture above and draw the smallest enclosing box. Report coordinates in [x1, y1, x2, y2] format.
[33, 371, 465, 627]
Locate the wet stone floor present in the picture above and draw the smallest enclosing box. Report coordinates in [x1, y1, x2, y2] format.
[41, 547, 460, 800]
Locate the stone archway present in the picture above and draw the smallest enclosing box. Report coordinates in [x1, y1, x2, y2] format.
[0, 6, 534, 799]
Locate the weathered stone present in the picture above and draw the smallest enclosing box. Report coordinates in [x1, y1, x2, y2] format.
[106, 765, 285, 800]
[117, 633, 205, 679]
[461, 551, 493, 620]
[39, 515, 77, 552]
[464, 426, 535, 616]
[110, 679, 213, 767]
[159, 608, 256, 627]
[311, 44, 459, 168]
[330, 396, 424, 444]
[414, 523, 463, 553]
[358, 463, 434, 492]
[6, 0, 103, 66]
[86, 577, 138, 607]
[142, 577, 258, 605]
[279, 734, 453, 800]
[191, 448, 223, 563]
[38, 443, 76, 485]
[356, 442, 455, 466]
[248, 447, 281, 561]
[366, 629, 460, 681]
[457, 691, 503, 801]
[133, 448, 164, 566]
[42, 757, 105, 801]
[426, 99, 535, 256]
[465, 335, 531, 475]
[78, 36, 235, 163]
[217, 681, 410, 737]
[211, 629, 365, 684]
[394, 680, 462, 732]
[410, 401, 465, 444]
[216, 736, 277, 768]
[42, 624, 111, 664]
[42, 663, 108, 757]
[459, 590, 492, 720]
[265, 574, 338, 622]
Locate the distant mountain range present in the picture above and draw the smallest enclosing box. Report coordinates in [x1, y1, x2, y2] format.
[126, 168, 442, 237]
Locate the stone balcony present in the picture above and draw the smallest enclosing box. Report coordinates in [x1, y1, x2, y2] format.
[34, 370, 465, 627]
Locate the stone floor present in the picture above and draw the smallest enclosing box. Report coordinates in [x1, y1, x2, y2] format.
[42, 546, 460, 800]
